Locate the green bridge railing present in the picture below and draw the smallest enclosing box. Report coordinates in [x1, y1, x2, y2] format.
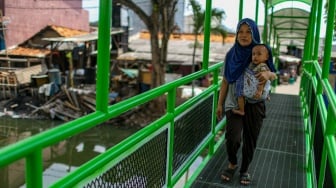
[0, 61, 226, 188]
[0, 1, 229, 187]
[1, 0, 336, 187]
[300, 0, 336, 187]
[301, 60, 336, 188]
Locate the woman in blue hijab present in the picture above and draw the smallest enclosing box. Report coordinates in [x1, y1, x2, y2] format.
[216, 18, 277, 186]
[224, 18, 261, 83]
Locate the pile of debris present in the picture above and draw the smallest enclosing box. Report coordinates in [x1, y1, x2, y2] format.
[2, 85, 97, 121]
[1, 82, 158, 127]
[29, 86, 97, 121]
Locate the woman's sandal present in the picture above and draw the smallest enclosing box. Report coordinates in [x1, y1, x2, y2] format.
[240, 173, 251, 186]
[220, 167, 237, 182]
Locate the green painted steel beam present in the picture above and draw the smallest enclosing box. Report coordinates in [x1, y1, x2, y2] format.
[268, 6, 274, 45]
[273, 15, 310, 19]
[202, 0, 212, 70]
[239, 0, 244, 21]
[275, 21, 308, 27]
[26, 150, 43, 188]
[278, 36, 306, 39]
[321, 0, 335, 80]
[279, 44, 304, 46]
[313, 0, 323, 60]
[262, 0, 312, 9]
[275, 28, 308, 30]
[263, 0, 268, 43]
[95, 0, 112, 113]
[255, 0, 259, 24]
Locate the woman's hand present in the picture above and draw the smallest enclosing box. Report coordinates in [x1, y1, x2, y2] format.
[216, 105, 223, 120]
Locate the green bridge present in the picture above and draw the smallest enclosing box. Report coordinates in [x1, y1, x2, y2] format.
[0, 0, 336, 187]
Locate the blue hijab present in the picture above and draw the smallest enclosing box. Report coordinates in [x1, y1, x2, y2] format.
[224, 18, 261, 83]
[261, 44, 276, 72]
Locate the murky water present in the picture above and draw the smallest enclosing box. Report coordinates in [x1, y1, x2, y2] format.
[0, 117, 140, 188]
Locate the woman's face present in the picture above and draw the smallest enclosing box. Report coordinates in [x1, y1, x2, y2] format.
[237, 23, 252, 47]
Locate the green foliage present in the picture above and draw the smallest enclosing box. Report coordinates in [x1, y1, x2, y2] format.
[188, 0, 227, 37]
[187, 0, 227, 87]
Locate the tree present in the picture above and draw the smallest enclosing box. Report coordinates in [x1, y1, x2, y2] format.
[114, 0, 178, 112]
[188, 0, 227, 95]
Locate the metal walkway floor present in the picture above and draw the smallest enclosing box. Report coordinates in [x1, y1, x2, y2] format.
[191, 93, 306, 188]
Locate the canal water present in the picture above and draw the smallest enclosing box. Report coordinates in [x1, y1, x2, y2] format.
[0, 117, 140, 188]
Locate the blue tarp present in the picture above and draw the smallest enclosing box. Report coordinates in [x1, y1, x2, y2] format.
[0, 31, 5, 50]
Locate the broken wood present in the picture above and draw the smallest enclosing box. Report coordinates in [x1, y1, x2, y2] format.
[70, 90, 80, 108]
[81, 95, 96, 105]
[81, 101, 95, 111]
[53, 108, 80, 119]
[63, 100, 81, 111]
[61, 85, 75, 106]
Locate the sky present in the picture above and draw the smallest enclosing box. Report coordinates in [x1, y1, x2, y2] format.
[82, 0, 99, 22]
[83, 0, 327, 37]
[83, 0, 264, 30]
[187, 0, 265, 31]
[194, 0, 326, 36]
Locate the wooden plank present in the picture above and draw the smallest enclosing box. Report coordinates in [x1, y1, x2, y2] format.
[81, 101, 95, 111]
[53, 108, 80, 119]
[13, 65, 42, 84]
[61, 85, 75, 105]
[70, 90, 80, 108]
[64, 101, 81, 111]
[81, 95, 96, 105]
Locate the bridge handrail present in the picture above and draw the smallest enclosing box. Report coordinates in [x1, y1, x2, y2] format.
[301, 59, 336, 187]
[0, 62, 226, 187]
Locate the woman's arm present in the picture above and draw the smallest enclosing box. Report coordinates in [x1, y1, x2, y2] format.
[216, 78, 228, 120]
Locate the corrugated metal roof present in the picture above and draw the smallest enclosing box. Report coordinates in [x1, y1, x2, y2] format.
[18, 25, 90, 48]
[49, 25, 88, 37]
[0, 25, 89, 57]
[117, 39, 231, 65]
[4, 47, 51, 57]
[42, 28, 125, 42]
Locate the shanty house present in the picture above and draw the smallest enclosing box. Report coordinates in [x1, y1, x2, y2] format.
[0, 0, 90, 48]
[0, 25, 90, 97]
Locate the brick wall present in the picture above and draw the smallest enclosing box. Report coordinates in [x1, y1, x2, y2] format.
[4, 0, 89, 47]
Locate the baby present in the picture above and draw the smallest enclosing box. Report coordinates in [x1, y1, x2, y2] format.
[233, 44, 272, 116]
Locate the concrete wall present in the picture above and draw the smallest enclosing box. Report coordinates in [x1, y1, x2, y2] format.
[4, 0, 89, 47]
